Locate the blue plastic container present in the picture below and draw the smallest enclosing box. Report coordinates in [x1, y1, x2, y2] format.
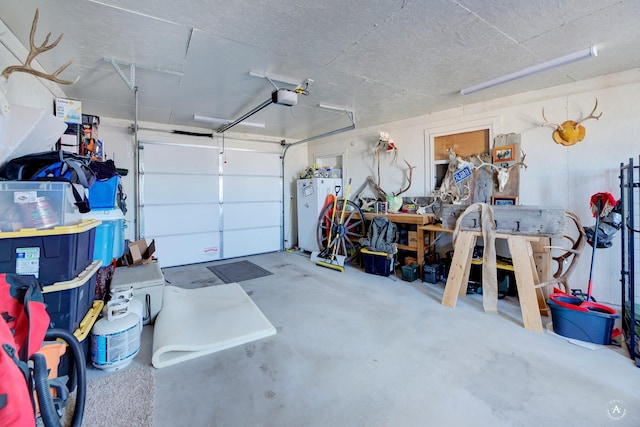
[547, 297, 619, 345]
[89, 176, 119, 208]
[93, 221, 115, 266]
[82, 208, 125, 262]
[0, 220, 98, 285]
[42, 260, 101, 331]
[361, 249, 394, 277]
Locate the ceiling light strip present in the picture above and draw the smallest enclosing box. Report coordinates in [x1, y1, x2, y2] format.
[249, 71, 301, 87]
[460, 46, 598, 96]
[318, 103, 352, 112]
[217, 98, 274, 133]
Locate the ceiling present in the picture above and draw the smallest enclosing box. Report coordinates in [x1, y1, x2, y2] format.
[1, 0, 639, 141]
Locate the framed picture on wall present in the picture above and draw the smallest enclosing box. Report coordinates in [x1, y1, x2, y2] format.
[493, 145, 515, 162]
[491, 196, 518, 206]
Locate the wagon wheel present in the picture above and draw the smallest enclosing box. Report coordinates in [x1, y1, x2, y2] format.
[316, 199, 366, 263]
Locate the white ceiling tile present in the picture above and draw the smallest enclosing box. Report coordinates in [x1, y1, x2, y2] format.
[1, 0, 639, 139]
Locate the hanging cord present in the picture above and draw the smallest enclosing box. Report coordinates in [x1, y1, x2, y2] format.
[626, 221, 640, 233]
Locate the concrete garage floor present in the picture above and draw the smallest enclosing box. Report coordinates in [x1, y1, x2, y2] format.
[138, 251, 639, 426]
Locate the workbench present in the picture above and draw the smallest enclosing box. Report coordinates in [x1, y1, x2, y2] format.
[363, 212, 435, 253]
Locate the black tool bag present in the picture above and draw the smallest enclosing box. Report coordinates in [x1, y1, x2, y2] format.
[0, 150, 96, 213]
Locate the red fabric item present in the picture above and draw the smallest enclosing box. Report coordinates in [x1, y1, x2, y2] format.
[0, 320, 36, 427]
[0, 274, 51, 426]
[589, 192, 617, 217]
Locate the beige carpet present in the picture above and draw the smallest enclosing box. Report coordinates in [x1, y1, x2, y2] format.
[152, 282, 277, 368]
[80, 365, 154, 427]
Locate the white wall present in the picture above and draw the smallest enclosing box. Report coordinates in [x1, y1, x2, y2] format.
[3, 16, 637, 303]
[306, 70, 640, 305]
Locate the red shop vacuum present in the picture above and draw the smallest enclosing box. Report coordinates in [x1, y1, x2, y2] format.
[547, 192, 620, 345]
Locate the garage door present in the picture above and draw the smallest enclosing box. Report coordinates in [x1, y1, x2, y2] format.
[221, 149, 282, 258]
[140, 140, 282, 267]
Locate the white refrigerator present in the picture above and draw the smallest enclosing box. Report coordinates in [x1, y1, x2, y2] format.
[296, 178, 342, 252]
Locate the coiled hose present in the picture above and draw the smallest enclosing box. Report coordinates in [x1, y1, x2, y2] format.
[33, 328, 87, 427]
[32, 352, 61, 427]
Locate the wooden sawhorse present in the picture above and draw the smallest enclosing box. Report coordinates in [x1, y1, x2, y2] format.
[441, 230, 548, 333]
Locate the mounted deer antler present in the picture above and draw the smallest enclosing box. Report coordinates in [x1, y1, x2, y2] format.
[366, 159, 415, 198]
[541, 98, 602, 146]
[393, 160, 415, 196]
[1, 9, 76, 85]
[474, 152, 527, 192]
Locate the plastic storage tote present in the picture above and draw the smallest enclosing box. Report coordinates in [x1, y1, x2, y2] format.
[361, 248, 394, 277]
[110, 262, 165, 325]
[42, 259, 102, 331]
[58, 299, 104, 377]
[0, 181, 82, 231]
[0, 219, 100, 285]
[82, 207, 126, 264]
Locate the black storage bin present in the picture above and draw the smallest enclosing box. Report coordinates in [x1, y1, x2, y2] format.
[423, 264, 439, 283]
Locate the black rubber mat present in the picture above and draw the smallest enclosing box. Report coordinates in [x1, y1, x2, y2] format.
[207, 260, 273, 283]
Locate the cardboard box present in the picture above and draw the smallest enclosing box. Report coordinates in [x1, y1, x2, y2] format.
[125, 238, 156, 266]
[55, 98, 82, 124]
[408, 231, 418, 248]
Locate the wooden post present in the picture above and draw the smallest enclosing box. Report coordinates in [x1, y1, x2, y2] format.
[441, 231, 476, 307]
[507, 236, 544, 333]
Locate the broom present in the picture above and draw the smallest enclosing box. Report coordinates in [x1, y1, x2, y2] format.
[316, 178, 352, 272]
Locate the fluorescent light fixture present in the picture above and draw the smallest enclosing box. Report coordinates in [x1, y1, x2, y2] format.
[248, 71, 302, 87]
[460, 46, 598, 96]
[318, 103, 351, 112]
[193, 115, 265, 129]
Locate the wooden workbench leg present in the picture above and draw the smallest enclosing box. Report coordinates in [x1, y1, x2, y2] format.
[528, 250, 549, 317]
[417, 227, 425, 280]
[441, 231, 476, 308]
[530, 237, 551, 316]
[507, 236, 544, 333]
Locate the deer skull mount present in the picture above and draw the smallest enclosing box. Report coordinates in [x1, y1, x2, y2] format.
[542, 99, 602, 146]
[474, 152, 527, 193]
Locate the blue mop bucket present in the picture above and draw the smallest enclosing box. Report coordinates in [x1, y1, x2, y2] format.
[547, 293, 619, 345]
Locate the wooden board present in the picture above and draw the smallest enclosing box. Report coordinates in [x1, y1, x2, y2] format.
[441, 205, 566, 237]
[434, 129, 489, 161]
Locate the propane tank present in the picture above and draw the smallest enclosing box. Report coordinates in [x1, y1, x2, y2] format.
[104, 285, 143, 332]
[91, 300, 141, 371]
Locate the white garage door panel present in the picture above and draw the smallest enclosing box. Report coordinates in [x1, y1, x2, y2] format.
[224, 151, 280, 176]
[141, 142, 280, 266]
[224, 202, 281, 230]
[223, 228, 280, 258]
[144, 174, 218, 204]
[143, 143, 219, 173]
[224, 176, 280, 202]
[144, 204, 219, 235]
[151, 232, 220, 267]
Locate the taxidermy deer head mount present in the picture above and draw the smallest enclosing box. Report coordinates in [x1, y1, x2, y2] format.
[541, 99, 602, 146]
[1, 9, 76, 113]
